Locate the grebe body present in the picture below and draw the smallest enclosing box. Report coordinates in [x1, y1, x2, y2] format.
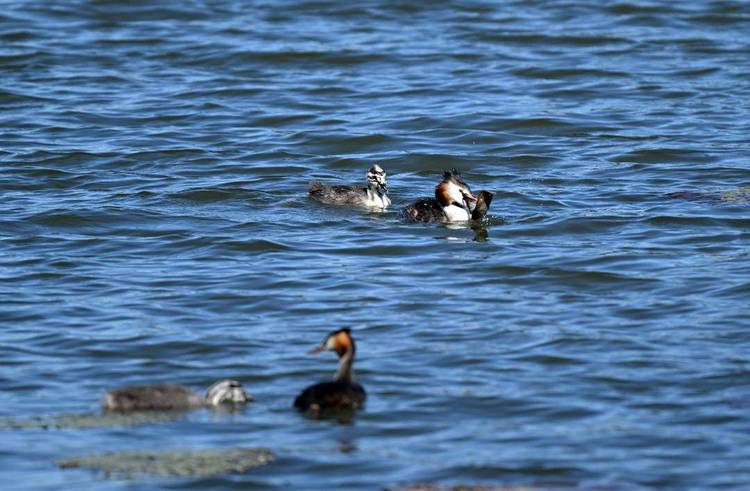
[402, 170, 493, 223]
[103, 379, 251, 411]
[309, 165, 390, 209]
[402, 170, 477, 223]
[294, 379, 365, 412]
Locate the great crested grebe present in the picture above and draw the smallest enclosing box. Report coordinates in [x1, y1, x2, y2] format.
[294, 328, 366, 413]
[102, 379, 251, 411]
[309, 164, 391, 209]
[402, 169, 492, 222]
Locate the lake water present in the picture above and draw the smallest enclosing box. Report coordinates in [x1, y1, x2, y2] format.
[1, 1, 749, 489]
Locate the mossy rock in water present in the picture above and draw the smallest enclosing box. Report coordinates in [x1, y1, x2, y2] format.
[720, 187, 750, 203]
[385, 485, 547, 491]
[0, 411, 182, 430]
[666, 187, 750, 204]
[57, 448, 273, 478]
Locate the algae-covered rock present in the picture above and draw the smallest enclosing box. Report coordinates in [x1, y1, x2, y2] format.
[386, 485, 544, 491]
[666, 187, 750, 204]
[385, 485, 583, 491]
[720, 187, 750, 203]
[0, 411, 182, 430]
[57, 447, 274, 478]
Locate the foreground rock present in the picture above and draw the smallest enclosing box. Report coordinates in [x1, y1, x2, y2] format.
[665, 187, 750, 204]
[386, 486, 542, 491]
[0, 411, 182, 430]
[57, 448, 274, 478]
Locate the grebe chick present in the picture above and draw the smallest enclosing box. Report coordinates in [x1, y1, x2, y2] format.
[402, 169, 492, 223]
[103, 379, 251, 412]
[294, 328, 366, 413]
[309, 164, 391, 209]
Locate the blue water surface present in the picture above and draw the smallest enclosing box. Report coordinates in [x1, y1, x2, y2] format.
[1, 1, 750, 489]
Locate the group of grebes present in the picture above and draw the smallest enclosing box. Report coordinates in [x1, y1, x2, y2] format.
[310, 165, 494, 222]
[105, 167, 490, 417]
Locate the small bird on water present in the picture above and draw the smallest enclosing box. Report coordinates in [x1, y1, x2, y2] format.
[309, 164, 391, 209]
[294, 328, 366, 414]
[102, 379, 251, 411]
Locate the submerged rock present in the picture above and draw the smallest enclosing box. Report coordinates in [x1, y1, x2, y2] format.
[386, 485, 617, 491]
[720, 187, 750, 203]
[0, 411, 182, 430]
[665, 187, 750, 204]
[386, 486, 543, 491]
[57, 447, 274, 478]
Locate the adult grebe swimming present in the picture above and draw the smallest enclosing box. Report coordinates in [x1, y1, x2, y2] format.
[401, 169, 492, 222]
[309, 164, 391, 209]
[294, 328, 365, 413]
[103, 379, 251, 411]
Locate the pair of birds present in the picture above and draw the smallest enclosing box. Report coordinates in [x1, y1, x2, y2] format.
[310, 165, 493, 222]
[103, 328, 361, 415]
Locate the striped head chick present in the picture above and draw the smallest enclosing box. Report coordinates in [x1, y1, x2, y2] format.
[204, 379, 252, 407]
[365, 164, 391, 207]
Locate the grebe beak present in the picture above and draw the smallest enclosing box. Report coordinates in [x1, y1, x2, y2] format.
[309, 345, 326, 355]
[463, 192, 477, 209]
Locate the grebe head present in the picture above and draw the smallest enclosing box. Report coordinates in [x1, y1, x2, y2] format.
[204, 379, 252, 406]
[366, 165, 388, 195]
[309, 328, 356, 358]
[435, 169, 477, 210]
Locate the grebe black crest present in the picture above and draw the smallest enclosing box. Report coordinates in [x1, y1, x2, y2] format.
[309, 164, 391, 209]
[293, 328, 366, 414]
[401, 169, 493, 223]
[103, 379, 251, 412]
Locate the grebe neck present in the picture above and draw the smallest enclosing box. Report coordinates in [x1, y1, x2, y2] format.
[366, 186, 390, 208]
[335, 349, 355, 381]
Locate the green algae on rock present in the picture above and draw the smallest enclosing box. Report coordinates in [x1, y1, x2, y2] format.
[720, 187, 750, 203]
[385, 485, 545, 491]
[57, 448, 274, 478]
[666, 187, 750, 204]
[0, 411, 183, 430]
